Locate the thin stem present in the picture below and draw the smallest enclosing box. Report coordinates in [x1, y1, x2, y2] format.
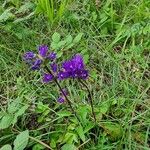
[79, 79, 96, 123]
[29, 136, 53, 150]
[44, 65, 80, 121]
[77, 138, 91, 149]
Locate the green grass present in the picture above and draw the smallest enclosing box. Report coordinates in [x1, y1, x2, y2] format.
[0, 0, 150, 149]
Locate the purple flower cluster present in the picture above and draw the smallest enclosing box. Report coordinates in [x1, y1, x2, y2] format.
[23, 45, 89, 104]
[23, 45, 88, 81]
[58, 54, 88, 80]
[23, 45, 56, 70]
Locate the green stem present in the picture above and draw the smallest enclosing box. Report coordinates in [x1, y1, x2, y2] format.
[44, 65, 80, 122]
[79, 79, 96, 123]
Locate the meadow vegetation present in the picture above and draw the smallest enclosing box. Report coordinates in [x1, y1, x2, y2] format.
[0, 0, 150, 149]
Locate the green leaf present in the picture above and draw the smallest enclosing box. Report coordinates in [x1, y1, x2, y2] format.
[50, 139, 56, 148]
[84, 121, 95, 133]
[76, 126, 85, 142]
[0, 114, 13, 129]
[51, 40, 66, 50]
[73, 33, 83, 43]
[63, 133, 78, 144]
[83, 54, 89, 64]
[57, 40, 66, 48]
[61, 144, 76, 150]
[52, 32, 60, 43]
[51, 42, 57, 49]
[77, 106, 88, 124]
[0, 8, 15, 22]
[66, 43, 74, 49]
[12, 105, 28, 125]
[57, 111, 72, 117]
[15, 2, 34, 14]
[99, 102, 109, 114]
[57, 51, 63, 58]
[101, 123, 123, 141]
[65, 35, 73, 45]
[36, 102, 48, 113]
[68, 124, 76, 130]
[0, 144, 12, 150]
[14, 130, 29, 150]
[8, 98, 21, 113]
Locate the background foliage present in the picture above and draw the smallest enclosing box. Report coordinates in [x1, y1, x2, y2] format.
[0, 0, 150, 149]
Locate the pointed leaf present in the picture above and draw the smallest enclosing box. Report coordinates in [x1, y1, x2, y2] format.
[0, 114, 13, 129]
[65, 35, 73, 45]
[76, 126, 85, 142]
[73, 33, 83, 43]
[52, 32, 60, 43]
[14, 130, 29, 150]
[12, 105, 28, 125]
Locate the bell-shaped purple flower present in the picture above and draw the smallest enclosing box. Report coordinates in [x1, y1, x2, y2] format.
[38, 45, 48, 58]
[43, 73, 54, 83]
[23, 51, 35, 61]
[31, 59, 42, 70]
[50, 63, 57, 72]
[57, 97, 65, 103]
[47, 52, 56, 61]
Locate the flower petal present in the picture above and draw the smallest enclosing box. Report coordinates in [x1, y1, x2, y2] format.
[23, 51, 35, 61]
[47, 52, 56, 61]
[50, 63, 57, 72]
[57, 97, 65, 103]
[38, 45, 48, 57]
[58, 71, 70, 80]
[31, 59, 42, 70]
[43, 73, 54, 83]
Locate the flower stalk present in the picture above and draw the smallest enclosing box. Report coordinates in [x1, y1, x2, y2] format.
[44, 65, 79, 121]
[79, 79, 96, 123]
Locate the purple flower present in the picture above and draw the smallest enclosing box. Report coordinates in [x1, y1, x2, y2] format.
[47, 52, 56, 61]
[38, 45, 48, 57]
[58, 54, 88, 80]
[31, 59, 42, 70]
[23, 51, 35, 61]
[43, 73, 54, 83]
[72, 54, 84, 70]
[50, 63, 57, 72]
[78, 70, 88, 79]
[57, 97, 65, 103]
[58, 71, 70, 80]
[62, 60, 75, 72]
